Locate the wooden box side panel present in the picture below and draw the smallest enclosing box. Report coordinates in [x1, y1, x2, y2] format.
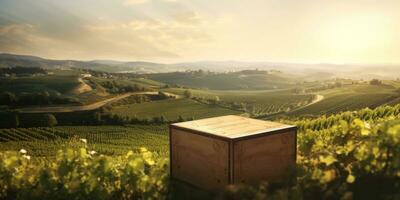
[170, 127, 229, 189]
[233, 130, 296, 184]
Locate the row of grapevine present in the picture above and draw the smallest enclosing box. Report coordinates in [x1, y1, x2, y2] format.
[290, 104, 400, 131]
[0, 148, 168, 200]
[1, 103, 399, 199]
[222, 105, 400, 199]
[0, 125, 169, 157]
[0, 113, 399, 199]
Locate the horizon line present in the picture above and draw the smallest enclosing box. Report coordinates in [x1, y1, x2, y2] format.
[1, 52, 400, 66]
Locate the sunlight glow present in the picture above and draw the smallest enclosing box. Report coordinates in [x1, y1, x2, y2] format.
[318, 13, 394, 57]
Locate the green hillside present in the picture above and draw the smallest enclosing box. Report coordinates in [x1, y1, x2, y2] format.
[163, 88, 315, 116]
[289, 83, 400, 116]
[0, 75, 82, 94]
[148, 70, 301, 90]
[110, 98, 242, 121]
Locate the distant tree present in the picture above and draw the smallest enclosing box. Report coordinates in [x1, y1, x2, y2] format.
[177, 115, 184, 122]
[158, 91, 170, 99]
[291, 88, 305, 94]
[334, 82, 343, 87]
[209, 96, 220, 105]
[370, 79, 382, 85]
[93, 112, 102, 124]
[11, 113, 19, 128]
[44, 114, 58, 127]
[152, 116, 160, 124]
[183, 90, 192, 98]
[159, 116, 166, 123]
[100, 105, 112, 113]
[0, 92, 16, 105]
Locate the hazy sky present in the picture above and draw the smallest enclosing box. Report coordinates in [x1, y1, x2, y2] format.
[0, 0, 399, 63]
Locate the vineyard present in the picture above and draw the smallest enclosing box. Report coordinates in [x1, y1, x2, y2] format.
[110, 98, 242, 121]
[0, 125, 169, 157]
[0, 74, 82, 94]
[1, 104, 399, 199]
[147, 70, 300, 90]
[163, 88, 315, 116]
[290, 84, 400, 116]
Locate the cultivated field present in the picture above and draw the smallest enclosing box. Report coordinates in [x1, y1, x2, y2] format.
[0, 125, 169, 157]
[289, 83, 400, 116]
[163, 88, 315, 116]
[0, 75, 82, 94]
[111, 98, 242, 120]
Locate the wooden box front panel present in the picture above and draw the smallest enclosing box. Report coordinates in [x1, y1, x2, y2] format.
[233, 131, 296, 184]
[170, 127, 229, 189]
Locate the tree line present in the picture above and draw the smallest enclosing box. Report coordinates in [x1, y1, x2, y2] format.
[0, 91, 80, 107]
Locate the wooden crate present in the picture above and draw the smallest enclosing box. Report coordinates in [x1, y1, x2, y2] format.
[170, 115, 297, 189]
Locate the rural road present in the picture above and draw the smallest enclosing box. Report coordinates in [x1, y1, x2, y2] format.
[18, 91, 179, 113]
[290, 94, 324, 112]
[307, 94, 324, 106]
[257, 94, 325, 119]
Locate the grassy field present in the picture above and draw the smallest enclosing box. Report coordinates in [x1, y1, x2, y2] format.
[0, 125, 169, 157]
[289, 83, 400, 116]
[111, 98, 242, 120]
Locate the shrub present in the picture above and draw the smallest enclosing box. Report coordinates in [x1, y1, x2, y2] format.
[0, 147, 168, 200]
[44, 114, 58, 127]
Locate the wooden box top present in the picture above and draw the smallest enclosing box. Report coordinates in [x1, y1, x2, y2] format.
[171, 115, 295, 139]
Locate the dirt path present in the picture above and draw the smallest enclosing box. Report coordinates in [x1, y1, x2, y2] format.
[18, 91, 179, 113]
[290, 94, 324, 112]
[256, 94, 325, 119]
[70, 78, 93, 94]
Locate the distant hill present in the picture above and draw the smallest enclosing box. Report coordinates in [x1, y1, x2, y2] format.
[1, 53, 399, 79]
[0, 53, 181, 73]
[0, 53, 119, 72]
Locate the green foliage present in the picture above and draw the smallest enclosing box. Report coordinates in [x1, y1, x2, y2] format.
[87, 77, 148, 94]
[1, 104, 400, 199]
[290, 83, 400, 116]
[0, 75, 82, 94]
[44, 114, 58, 127]
[223, 109, 400, 199]
[164, 88, 314, 116]
[0, 91, 80, 107]
[183, 90, 192, 98]
[147, 70, 297, 90]
[292, 104, 400, 132]
[0, 125, 169, 156]
[110, 99, 241, 121]
[291, 117, 400, 199]
[0, 147, 168, 200]
[0, 66, 47, 76]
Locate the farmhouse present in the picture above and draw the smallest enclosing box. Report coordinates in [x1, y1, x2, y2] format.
[81, 73, 92, 78]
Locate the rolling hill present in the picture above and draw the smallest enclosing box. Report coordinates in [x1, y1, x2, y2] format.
[147, 70, 300, 90]
[1, 53, 399, 79]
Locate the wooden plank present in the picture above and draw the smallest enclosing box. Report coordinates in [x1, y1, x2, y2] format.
[233, 131, 296, 184]
[172, 115, 293, 138]
[171, 128, 229, 189]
